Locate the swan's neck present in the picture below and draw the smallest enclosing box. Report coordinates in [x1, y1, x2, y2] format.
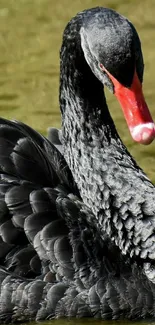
[60, 20, 118, 146]
[59, 21, 155, 263]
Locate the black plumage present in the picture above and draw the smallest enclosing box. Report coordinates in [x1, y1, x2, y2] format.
[0, 6, 154, 323]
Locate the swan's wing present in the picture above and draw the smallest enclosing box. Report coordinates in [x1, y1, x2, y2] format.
[0, 226, 153, 321]
[0, 118, 153, 322]
[0, 118, 115, 285]
[0, 118, 136, 321]
[0, 118, 77, 279]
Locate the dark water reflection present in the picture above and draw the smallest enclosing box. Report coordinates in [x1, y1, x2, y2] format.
[19, 319, 155, 325]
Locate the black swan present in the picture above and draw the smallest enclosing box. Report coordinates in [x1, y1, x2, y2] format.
[0, 6, 155, 322]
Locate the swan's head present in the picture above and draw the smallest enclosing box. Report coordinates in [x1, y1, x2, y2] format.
[80, 7, 155, 144]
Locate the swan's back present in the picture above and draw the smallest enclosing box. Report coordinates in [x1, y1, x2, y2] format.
[0, 118, 153, 321]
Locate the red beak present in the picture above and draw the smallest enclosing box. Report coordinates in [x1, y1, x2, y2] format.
[100, 65, 155, 145]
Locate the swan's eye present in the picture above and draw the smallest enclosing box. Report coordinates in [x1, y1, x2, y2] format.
[99, 63, 105, 70]
[100, 63, 116, 85]
[100, 63, 123, 93]
[99, 63, 114, 93]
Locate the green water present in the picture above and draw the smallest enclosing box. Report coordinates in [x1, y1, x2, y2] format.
[22, 320, 155, 325]
[17, 319, 155, 325]
[24, 318, 155, 325]
[0, 0, 155, 324]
